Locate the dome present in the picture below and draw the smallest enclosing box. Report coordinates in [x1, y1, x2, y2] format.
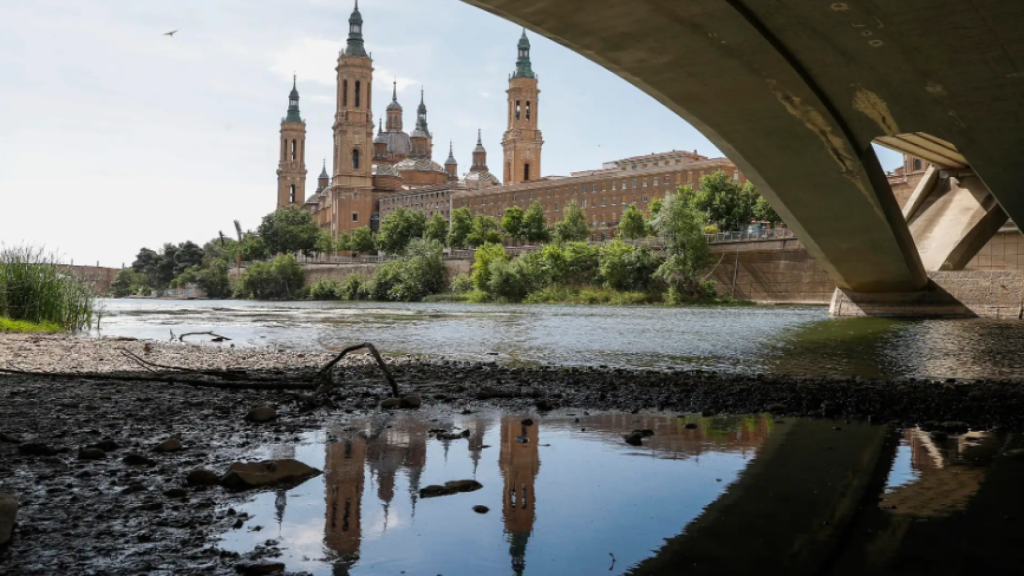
[379, 130, 412, 156]
[373, 163, 401, 178]
[462, 170, 501, 188]
[396, 157, 447, 174]
[386, 99, 403, 112]
[410, 127, 430, 139]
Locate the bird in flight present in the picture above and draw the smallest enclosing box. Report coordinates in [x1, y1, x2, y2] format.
[164, 30, 178, 37]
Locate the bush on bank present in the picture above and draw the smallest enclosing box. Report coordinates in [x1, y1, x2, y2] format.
[0, 246, 96, 331]
[236, 255, 305, 300]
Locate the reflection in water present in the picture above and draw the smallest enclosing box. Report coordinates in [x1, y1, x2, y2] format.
[95, 299, 1024, 379]
[500, 417, 540, 576]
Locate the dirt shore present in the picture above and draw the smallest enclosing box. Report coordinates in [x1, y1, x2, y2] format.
[2, 334, 1024, 574]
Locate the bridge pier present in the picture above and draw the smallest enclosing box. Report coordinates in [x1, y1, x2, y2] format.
[830, 271, 1024, 319]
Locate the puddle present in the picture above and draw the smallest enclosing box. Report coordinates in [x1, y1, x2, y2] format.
[216, 412, 1024, 575]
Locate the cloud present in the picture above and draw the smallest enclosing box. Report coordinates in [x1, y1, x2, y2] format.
[375, 68, 418, 95]
[270, 38, 341, 86]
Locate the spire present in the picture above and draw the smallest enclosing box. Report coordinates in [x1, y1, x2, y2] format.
[513, 29, 535, 79]
[386, 79, 402, 112]
[472, 129, 488, 172]
[284, 76, 302, 124]
[319, 159, 329, 179]
[474, 129, 486, 152]
[345, 0, 368, 58]
[412, 87, 430, 138]
[445, 141, 457, 166]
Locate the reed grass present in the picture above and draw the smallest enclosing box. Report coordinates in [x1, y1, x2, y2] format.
[0, 317, 62, 333]
[0, 246, 96, 332]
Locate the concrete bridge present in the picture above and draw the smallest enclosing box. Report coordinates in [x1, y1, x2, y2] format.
[460, 0, 1024, 315]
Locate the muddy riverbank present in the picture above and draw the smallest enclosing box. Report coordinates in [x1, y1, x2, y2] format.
[3, 335, 1024, 574]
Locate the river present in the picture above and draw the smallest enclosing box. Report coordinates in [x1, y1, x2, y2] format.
[91, 299, 1024, 381]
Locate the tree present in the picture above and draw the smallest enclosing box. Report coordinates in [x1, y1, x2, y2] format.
[173, 241, 205, 277]
[376, 208, 427, 254]
[471, 242, 508, 291]
[257, 206, 322, 256]
[618, 204, 647, 240]
[425, 213, 449, 245]
[239, 234, 269, 261]
[131, 248, 160, 276]
[598, 240, 662, 291]
[753, 191, 783, 226]
[334, 232, 352, 253]
[314, 230, 335, 256]
[651, 191, 712, 298]
[448, 207, 474, 248]
[553, 200, 590, 243]
[236, 254, 305, 300]
[501, 206, 526, 245]
[523, 201, 551, 244]
[350, 226, 376, 254]
[467, 215, 503, 247]
[689, 171, 757, 232]
[369, 238, 447, 302]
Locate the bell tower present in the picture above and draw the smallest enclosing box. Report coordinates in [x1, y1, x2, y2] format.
[502, 30, 543, 185]
[330, 0, 376, 235]
[277, 76, 307, 209]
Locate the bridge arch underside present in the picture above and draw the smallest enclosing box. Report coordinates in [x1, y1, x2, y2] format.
[462, 0, 1024, 294]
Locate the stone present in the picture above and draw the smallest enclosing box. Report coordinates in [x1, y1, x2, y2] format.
[163, 488, 188, 499]
[419, 480, 484, 498]
[234, 562, 285, 575]
[381, 398, 401, 410]
[684, 423, 698, 430]
[701, 408, 717, 417]
[623, 431, 644, 446]
[472, 505, 490, 514]
[400, 395, 422, 409]
[186, 469, 221, 487]
[0, 432, 21, 444]
[521, 419, 534, 426]
[766, 403, 787, 414]
[245, 406, 278, 424]
[154, 438, 183, 453]
[78, 447, 106, 460]
[220, 459, 322, 491]
[535, 400, 554, 411]
[17, 443, 57, 457]
[940, 421, 969, 434]
[123, 454, 157, 467]
[0, 493, 17, 547]
[929, 431, 949, 442]
[91, 440, 120, 452]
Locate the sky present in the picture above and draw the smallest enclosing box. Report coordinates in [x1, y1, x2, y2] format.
[0, 0, 903, 268]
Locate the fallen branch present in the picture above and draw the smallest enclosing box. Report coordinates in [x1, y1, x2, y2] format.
[119, 349, 255, 381]
[317, 342, 399, 397]
[178, 331, 232, 342]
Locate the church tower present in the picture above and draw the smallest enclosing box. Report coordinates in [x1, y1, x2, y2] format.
[502, 30, 543, 185]
[410, 88, 433, 159]
[330, 0, 376, 235]
[445, 142, 458, 181]
[277, 76, 307, 209]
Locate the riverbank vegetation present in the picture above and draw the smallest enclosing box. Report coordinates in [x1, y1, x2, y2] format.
[0, 246, 96, 331]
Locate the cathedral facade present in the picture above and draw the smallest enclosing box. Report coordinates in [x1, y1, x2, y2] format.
[276, 2, 744, 240]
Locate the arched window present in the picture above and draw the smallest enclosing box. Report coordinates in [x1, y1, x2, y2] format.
[289, 185, 295, 203]
[355, 81, 361, 107]
[914, 159, 922, 171]
[524, 163, 531, 181]
[352, 149, 360, 169]
[526, 101, 531, 121]
[291, 140, 296, 162]
[515, 101, 521, 120]
[342, 80, 348, 107]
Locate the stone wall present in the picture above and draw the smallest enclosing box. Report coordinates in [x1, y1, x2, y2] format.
[67, 266, 119, 295]
[830, 271, 1024, 319]
[965, 229, 1024, 270]
[707, 240, 834, 305]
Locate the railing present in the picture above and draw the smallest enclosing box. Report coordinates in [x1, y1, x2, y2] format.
[704, 228, 796, 244]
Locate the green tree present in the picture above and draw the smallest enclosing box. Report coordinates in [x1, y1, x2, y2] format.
[471, 242, 508, 291]
[349, 226, 377, 254]
[111, 269, 137, 297]
[376, 208, 427, 254]
[753, 191, 783, 226]
[197, 259, 232, 298]
[523, 201, 551, 244]
[467, 215, 503, 248]
[202, 237, 240, 265]
[154, 243, 180, 287]
[651, 191, 712, 298]
[598, 240, 662, 291]
[257, 206, 322, 256]
[618, 204, 647, 240]
[369, 238, 446, 302]
[501, 206, 526, 245]
[173, 241, 205, 277]
[130, 248, 160, 279]
[538, 242, 600, 286]
[314, 230, 335, 255]
[425, 213, 449, 245]
[553, 200, 590, 243]
[690, 171, 757, 232]
[448, 207, 474, 248]
[239, 234, 270, 261]
[237, 254, 305, 300]
[334, 232, 352, 253]
[487, 252, 547, 302]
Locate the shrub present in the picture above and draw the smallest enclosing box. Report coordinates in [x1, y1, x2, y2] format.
[0, 246, 95, 331]
[309, 278, 343, 300]
[703, 225, 719, 235]
[471, 242, 508, 291]
[538, 242, 599, 286]
[338, 275, 369, 301]
[598, 240, 663, 292]
[487, 255, 546, 302]
[370, 238, 446, 302]
[449, 272, 474, 294]
[236, 254, 305, 300]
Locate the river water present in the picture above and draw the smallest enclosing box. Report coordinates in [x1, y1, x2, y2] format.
[92, 299, 1024, 381]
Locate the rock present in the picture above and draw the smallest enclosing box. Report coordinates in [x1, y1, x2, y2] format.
[929, 431, 949, 442]
[0, 432, 21, 444]
[0, 493, 17, 547]
[701, 408, 717, 417]
[940, 421, 969, 434]
[535, 400, 554, 411]
[419, 480, 484, 498]
[245, 406, 278, 424]
[472, 505, 490, 514]
[400, 396, 422, 409]
[521, 419, 534, 426]
[17, 443, 57, 457]
[1005, 449, 1024, 460]
[623, 431, 645, 446]
[766, 403, 787, 414]
[123, 454, 156, 467]
[381, 398, 401, 410]
[154, 438, 183, 453]
[234, 562, 285, 575]
[78, 448, 106, 460]
[638, 429, 655, 438]
[220, 459, 322, 491]
[163, 488, 188, 499]
[186, 469, 221, 487]
[684, 422, 699, 430]
[91, 440, 120, 452]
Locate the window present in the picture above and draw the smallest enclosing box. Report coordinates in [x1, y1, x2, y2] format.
[526, 100, 531, 121]
[516, 100, 521, 120]
[643, 196, 648, 203]
[612, 183, 617, 191]
[352, 212, 359, 222]
[733, 172, 740, 180]
[342, 80, 348, 107]
[555, 203, 560, 211]
[352, 149, 360, 169]
[665, 176, 671, 184]
[601, 199, 606, 207]
[291, 140, 297, 162]
[687, 172, 693, 183]
[355, 81, 361, 107]
[654, 178, 659, 186]
[642, 180, 648, 188]
[289, 185, 296, 203]
[582, 200, 587, 208]
[632, 179, 637, 189]
[914, 159, 922, 171]
[524, 164, 530, 181]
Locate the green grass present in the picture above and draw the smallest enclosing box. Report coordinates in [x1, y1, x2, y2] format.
[523, 286, 662, 305]
[0, 246, 96, 332]
[0, 317, 63, 333]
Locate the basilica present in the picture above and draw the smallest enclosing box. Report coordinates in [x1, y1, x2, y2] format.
[276, 1, 744, 240]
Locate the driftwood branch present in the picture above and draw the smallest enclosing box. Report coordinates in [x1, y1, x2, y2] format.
[317, 342, 399, 397]
[178, 331, 231, 342]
